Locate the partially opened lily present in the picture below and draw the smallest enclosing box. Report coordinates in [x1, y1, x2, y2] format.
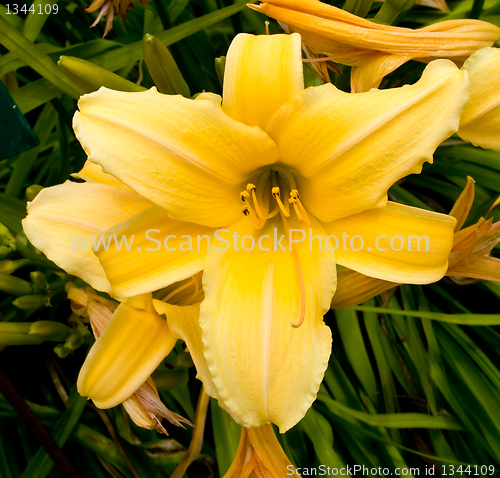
[46, 32, 470, 432]
[248, 0, 500, 92]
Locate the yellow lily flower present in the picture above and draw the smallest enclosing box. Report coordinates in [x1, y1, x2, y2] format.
[224, 423, 300, 477]
[248, 0, 500, 92]
[57, 32, 468, 432]
[458, 47, 500, 152]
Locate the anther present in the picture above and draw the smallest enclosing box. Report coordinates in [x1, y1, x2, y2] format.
[272, 186, 290, 217]
[246, 183, 256, 192]
[240, 190, 250, 201]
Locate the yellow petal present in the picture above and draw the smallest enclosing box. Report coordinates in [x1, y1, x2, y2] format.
[459, 47, 500, 151]
[449, 176, 475, 232]
[225, 424, 299, 477]
[78, 302, 176, 408]
[447, 256, 500, 282]
[350, 52, 413, 92]
[152, 300, 249, 427]
[71, 160, 133, 191]
[199, 217, 336, 432]
[95, 205, 213, 297]
[267, 59, 468, 223]
[323, 202, 456, 283]
[22, 181, 151, 293]
[250, 0, 500, 59]
[222, 33, 303, 129]
[331, 268, 398, 309]
[73, 88, 280, 228]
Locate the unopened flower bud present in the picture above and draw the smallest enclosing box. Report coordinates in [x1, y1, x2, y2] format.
[0, 273, 34, 296]
[142, 34, 190, 97]
[30, 271, 49, 293]
[215, 56, 226, 86]
[64, 332, 85, 351]
[29, 321, 71, 341]
[58, 56, 147, 93]
[25, 184, 44, 201]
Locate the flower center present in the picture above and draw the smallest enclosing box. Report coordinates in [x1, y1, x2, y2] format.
[239, 168, 311, 230]
[239, 168, 308, 329]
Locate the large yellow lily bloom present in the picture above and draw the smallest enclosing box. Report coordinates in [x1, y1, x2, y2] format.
[249, 0, 500, 92]
[25, 33, 466, 432]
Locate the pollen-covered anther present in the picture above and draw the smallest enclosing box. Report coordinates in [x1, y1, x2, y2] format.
[240, 190, 250, 202]
[246, 183, 257, 192]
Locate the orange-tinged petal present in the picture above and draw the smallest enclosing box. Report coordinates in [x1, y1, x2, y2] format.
[73, 88, 280, 228]
[222, 33, 303, 129]
[250, 0, 500, 58]
[447, 256, 500, 282]
[22, 181, 151, 293]
[199, 217, 336, 432]
[449, 176, 475, 232]
[323, 202, 456, 284]
[459, 47, 500, 151]
[225, 424, 300, 477]
[267, 59, 468, 223]
[95, 205, 213, 297]
[350, 52, 413, 92]
[78, 301, 176, 408]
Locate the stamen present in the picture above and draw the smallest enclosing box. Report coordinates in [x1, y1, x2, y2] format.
[265, 20, 270, 35]
[272, 186, 290, 217]
[247, 183, 264, 219]
[290, 190, 311, 226]
[290, 247, 306, 328]
[280, 213, 306, 329]
[289, 197, 304, 221]
[242, 205, 264, 229]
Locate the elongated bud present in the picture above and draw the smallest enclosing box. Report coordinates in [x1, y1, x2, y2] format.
[12, 295, 49, 310]
[142, 34, 190, 97]
[26, 184, 44, 201]
[30, 271, 49, 293]
[0, 273, 34, 296]
[0, 322, 44, 346]
[0, 260, 20, 274]
[29, 321, 71, 340]
[215, 56, 226, 87]
[57, 56, 147, 93]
